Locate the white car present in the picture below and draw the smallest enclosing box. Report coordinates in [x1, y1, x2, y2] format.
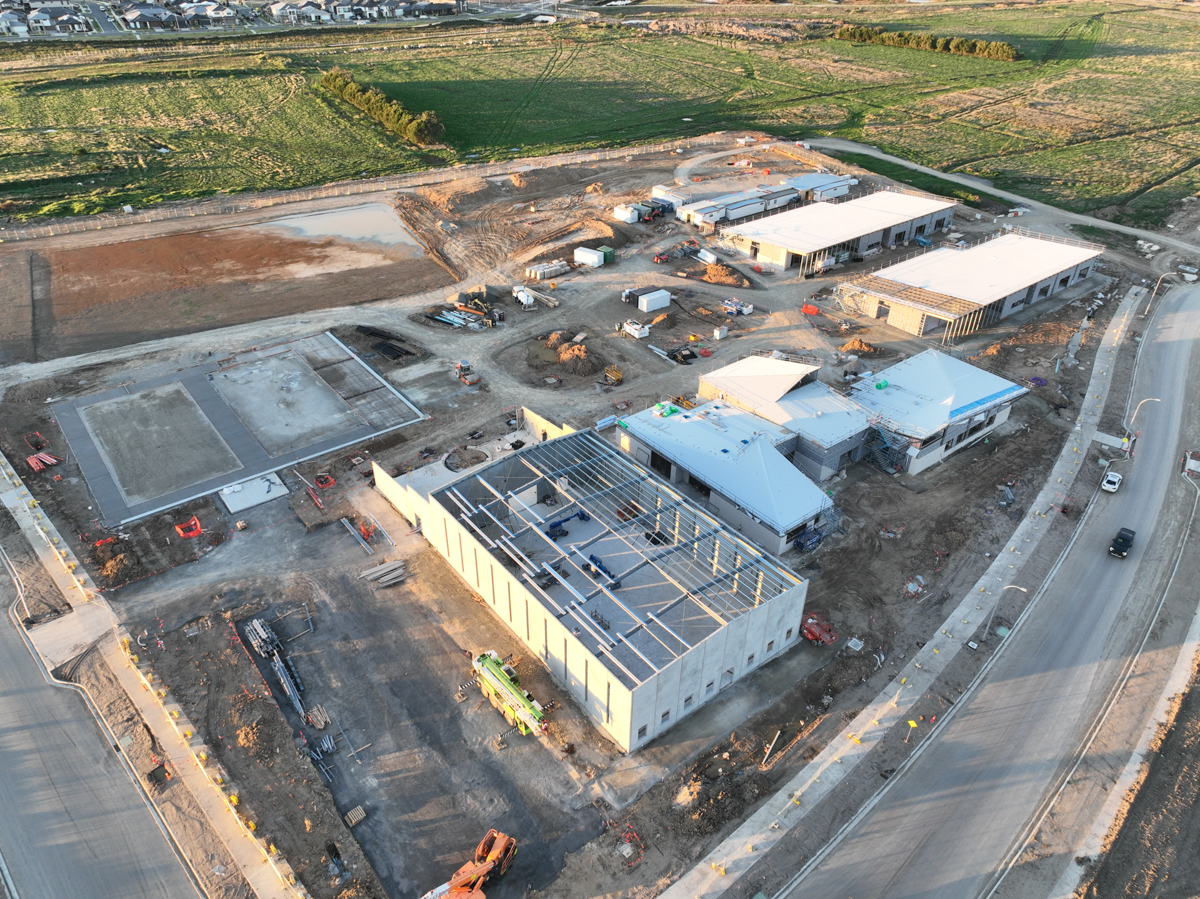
[1101, 471, 1123, 493]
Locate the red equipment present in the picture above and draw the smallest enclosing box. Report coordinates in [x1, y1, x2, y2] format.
[174, 516, 203, 539]
[653, 252, 670, 264]
[800, 612, 839, 646]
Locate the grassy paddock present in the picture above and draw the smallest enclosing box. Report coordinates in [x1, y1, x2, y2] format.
[1, 3, 1198, 222]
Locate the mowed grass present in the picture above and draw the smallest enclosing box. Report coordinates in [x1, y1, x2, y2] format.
[1, 2, 1199, 223]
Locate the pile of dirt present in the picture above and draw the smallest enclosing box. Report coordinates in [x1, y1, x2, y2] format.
[585, 182, 605, 194]
[650, 312, 675, 329]
[509, 165, 599, 194]
[545, 331, 566, 350]
[840, 337, 879, 355]
[522, 219, 632, 263]
[417, 177, 500, 214]
[556, 342, 603, 376]
[701, 263, 752, 287]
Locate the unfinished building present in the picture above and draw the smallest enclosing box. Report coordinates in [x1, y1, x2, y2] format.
[374, 430, 808, 753]
[722, 190, 958, 275]
[835, 230, 1104, 341]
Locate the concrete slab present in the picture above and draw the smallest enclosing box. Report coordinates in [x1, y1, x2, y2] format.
[210, 353, 362, 457]
[27, 602, 116, 670]
[219, 473, 289, 513]
[389, 359, 474, 406]
[78, 382, 243, 504]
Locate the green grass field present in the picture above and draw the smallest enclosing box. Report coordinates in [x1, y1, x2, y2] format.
[1, 2, 1199, 223]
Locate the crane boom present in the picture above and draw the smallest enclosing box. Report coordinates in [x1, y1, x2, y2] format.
[418, 830, 517, 899]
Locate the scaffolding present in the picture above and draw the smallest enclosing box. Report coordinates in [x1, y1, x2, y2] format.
[866, 416, 912, 473]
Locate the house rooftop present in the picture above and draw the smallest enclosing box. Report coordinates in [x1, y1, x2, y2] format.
[432, 431, 803, 688]
[700, 355, 820, 408]
[725, 191, 957, 256]
[618, 401, 831, 534]
[756, 381, 871, 449]
[866, 232, 1103, 307]
[851, 350, 1027, 438]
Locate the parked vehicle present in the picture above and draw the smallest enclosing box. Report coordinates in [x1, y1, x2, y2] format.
[1101, 471, 1123, 493]
[801, 612, 839, 646]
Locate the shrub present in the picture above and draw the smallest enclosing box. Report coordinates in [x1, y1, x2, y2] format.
[834, 24, 1019, 61]
[320, 67, 443, 146]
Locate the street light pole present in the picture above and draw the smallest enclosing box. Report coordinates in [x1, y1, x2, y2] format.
[1123, 397, 1161, 452]
[1143, 272, 1177, 317]
[983, 585, 1026, 642]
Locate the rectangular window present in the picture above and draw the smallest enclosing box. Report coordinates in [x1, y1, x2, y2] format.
[915, 224, 926, 236]
[934, 217, 945, 230]
[606, 682, 612, 724]
[661, 710, 670, 724]
[767, 640, 775, 653]
[706, 681, 715, 696]
[1079, 267, 1089, 279]
[786, 628, 794, 640]
[638, 725, 647, 739]
[747, 654, 755, 666]
[684, 695, 694, 710]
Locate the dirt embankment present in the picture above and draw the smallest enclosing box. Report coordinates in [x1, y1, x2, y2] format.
[147, 606, 387, 899]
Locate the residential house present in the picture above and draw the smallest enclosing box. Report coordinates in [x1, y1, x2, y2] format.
[0, 9, 29, 32]
[27, 6, 89, 31]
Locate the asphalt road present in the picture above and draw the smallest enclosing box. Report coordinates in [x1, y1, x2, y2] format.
[79, 1, 119, 33]
[0, 590, 200, 899]
[782, 285, 1200, 899]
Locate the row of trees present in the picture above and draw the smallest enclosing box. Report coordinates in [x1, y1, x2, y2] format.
[320, 67, 444, 146]
[834, 25, 1019, 61]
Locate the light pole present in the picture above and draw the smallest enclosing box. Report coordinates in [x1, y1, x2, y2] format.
[1143, 272, 1177, 316]
[1124, 397, 1161, 450]
[983, 585, 1026, 642]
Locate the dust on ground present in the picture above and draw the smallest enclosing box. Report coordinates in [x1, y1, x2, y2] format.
[65, 644, 255, 899]
[4, 219, 452, 361]
[145, 603, 386, 899]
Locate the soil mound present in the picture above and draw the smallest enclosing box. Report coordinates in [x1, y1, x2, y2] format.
[510, 165, 600, 193]
[840, 337, 879, 355]
[545, 331, 566, 350]
[701, 263, 752, 287]
[418, 177, 500, 214]
[556, 342, 603, 376]
[651, 312, 675, 328]
[585, 182, 605, 194]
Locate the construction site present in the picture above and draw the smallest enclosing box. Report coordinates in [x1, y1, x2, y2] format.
[0, 132, 1180, 899]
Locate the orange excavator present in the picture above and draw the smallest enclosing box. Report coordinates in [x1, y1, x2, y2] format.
[419, 830, 517, 899]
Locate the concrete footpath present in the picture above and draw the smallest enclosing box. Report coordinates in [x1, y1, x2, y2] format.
[0, 455, 307, 899]
[660, 287, 1145, 899]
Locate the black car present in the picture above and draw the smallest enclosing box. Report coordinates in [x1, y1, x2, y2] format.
[1109, 528, 1135, 558]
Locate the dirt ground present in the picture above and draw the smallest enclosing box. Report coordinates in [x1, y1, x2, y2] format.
[144, 601, 386, 899]
[0, 220, 452, 362]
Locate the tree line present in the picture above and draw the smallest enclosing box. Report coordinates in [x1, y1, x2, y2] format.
[320, 67, 444, 145]
[834, 25, 1019, 61]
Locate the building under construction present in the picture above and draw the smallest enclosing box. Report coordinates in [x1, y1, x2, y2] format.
[835, 229, 1103, 342]
[374, 430, 808, 753]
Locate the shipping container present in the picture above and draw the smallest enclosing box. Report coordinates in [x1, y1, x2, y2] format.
[613, 205, 639, 224]
[597, 246, 615, 264]
[574, 247, 605, 267]
[637, 290, 671, 313]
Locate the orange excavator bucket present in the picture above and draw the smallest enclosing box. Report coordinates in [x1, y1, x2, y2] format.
[420, 830, 517, 899]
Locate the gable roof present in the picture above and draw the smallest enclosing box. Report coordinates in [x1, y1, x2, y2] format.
[756, 381, 871, 449]
[699, 356, 820, 409]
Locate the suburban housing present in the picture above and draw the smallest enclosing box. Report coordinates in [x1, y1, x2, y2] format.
[374, 429, 809, 753]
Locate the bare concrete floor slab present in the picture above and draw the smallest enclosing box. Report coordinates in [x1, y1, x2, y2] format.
[79, 382, 243, 505]
[210, 352, 362, 457]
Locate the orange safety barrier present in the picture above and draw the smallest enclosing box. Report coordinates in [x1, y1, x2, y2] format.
[174, 516, 202, 539]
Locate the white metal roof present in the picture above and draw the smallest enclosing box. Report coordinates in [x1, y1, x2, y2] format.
[868, 233, 1103, 306]
[700, 356, 820, 408]
[619, 402, 830, 533]
[756, 381, 871, 448]
[774, 173, 852, 193]
[726, 192, 957, 256]
[852, 350, 1027, 437]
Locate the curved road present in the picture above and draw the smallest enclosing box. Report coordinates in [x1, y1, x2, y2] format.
[808, 138, 1200, 257]
[0, 589, 199, 899]
[783, 285, 1200, 898]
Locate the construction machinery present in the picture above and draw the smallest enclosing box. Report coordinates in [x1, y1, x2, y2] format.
[544, 510, 591, 540]
[801, 612, 839, 646]
[418, 829, 517, 899]
[621, 320, 650, 339]
[455, 361, 482, 386]
[602, 365, 623, 387]
[653, 252, 670, 264]
[472, 651, 549, 736]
